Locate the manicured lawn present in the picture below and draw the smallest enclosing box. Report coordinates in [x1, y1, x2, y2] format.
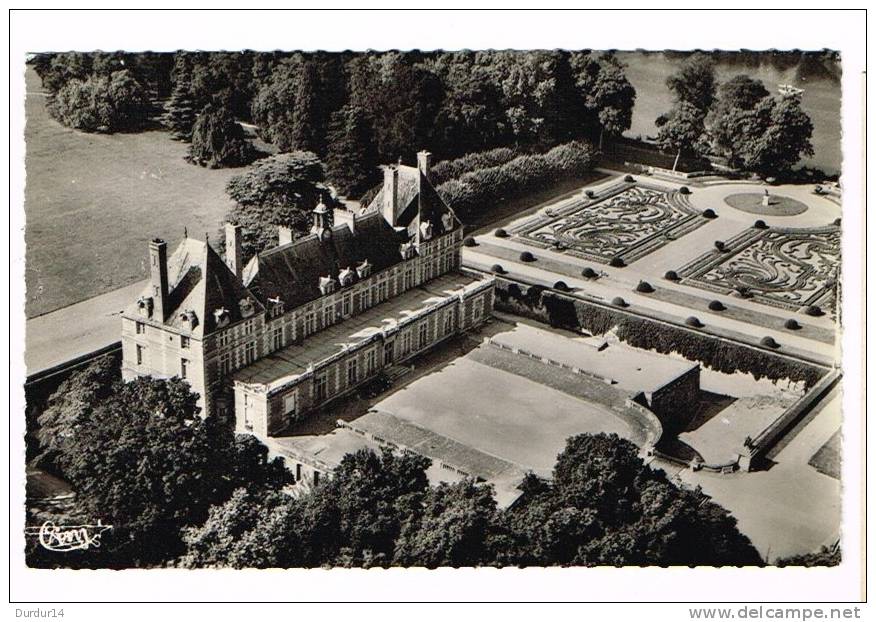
[24, 67, 246, 317]
[724, 192, 809, 216]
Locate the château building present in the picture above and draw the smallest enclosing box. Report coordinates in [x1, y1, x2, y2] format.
[121, 151, 495, 439]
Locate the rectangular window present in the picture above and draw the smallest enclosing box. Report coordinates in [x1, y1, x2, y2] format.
[404, 269, 414, 290]
[424, 261, 433, 282]
[401, 331, 411, 355]
[135, 321, 145, 335]
[284, 391, 297, 417]
[243, 321, 254, 335]
[342, 293, 352, 317]
[418, 322, 429, 349]
[323, 305, 334, 327]
[243, 393, 252, 431]
[136, 344, 144, 366]
[366, 348, 377, 375]
[272, 324, 283, 350]
[347, 358, 359, 385]
[444, 310, 454, 335]
[220, 351, 232, 376]
[314, 373, 328, 401]
[363, 287, 373, 310]
[379, 280, 388, 301]
[218, 331, 230, 347]
[180, 335, 190, 349]
[244, 341, 256, 365]
[473, 296, 484, 321]
[304, 311, 316, 336]
[180, 358, 189, 379]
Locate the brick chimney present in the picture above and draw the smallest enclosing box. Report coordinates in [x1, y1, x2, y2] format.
[148, 238, 169, 321]
[382, 165, 399, 226]
[417, 150, 432, 179]
[224, 223, 243, 279]
[278, 225, 293, 246]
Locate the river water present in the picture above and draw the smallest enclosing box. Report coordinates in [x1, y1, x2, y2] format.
[615, 51, 842, 176]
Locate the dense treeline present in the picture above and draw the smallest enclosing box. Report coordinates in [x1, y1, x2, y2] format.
[28, 361, 761, 569]
[32, 48, 819, 180]
[33, 50, 634, 179]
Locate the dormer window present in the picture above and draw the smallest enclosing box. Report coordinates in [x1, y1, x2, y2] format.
[179, 310, 199, 331]
[137, 296, 154, 318]
[400, 242, 417, 261]
[239, 297, 255, 318]
[268, 296, 285, 318]
[356, 259, 372, 280]
[420, 221, 434, 241]
[441, 212, 455, 231]
[214, 307, 231, 328]
[339, 268, 356, 287]
[319, 276, 338, 295]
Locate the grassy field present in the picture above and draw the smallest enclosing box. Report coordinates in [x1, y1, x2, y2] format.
[24, 67, 245, 318]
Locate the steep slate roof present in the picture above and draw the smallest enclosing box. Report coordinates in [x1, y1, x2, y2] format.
[365, 166, 460, 239]
[243, 210, 408, 309]
[127, 238, 263, 337]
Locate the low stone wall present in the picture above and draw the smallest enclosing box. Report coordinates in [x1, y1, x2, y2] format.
[740, 369, 842, 471]
[486, 338, 664, 451]
[492, 276, 828, 388]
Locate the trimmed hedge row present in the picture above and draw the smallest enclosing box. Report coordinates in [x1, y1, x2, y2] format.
[437, 141, 596, 221]
[493, 279, 824, 389]
[430, 147, 520, 185]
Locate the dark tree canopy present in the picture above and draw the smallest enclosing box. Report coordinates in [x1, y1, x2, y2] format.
[571, 52, 637, 146]
[707, 75, 771, 162]
[37, 367, 289, 567]
[177, 434, 760, 569]
[324, 105, 381, 197]
[224, 151, 335, 260]
[187, 103, 257, 169]
[666, 52, 718, 113]
[161, 53, 199, 141]
[656, 101, 708, 169]
[35, 357, 121, 472]
[502, 434, 762, 566]
[46, 69, 150, 133]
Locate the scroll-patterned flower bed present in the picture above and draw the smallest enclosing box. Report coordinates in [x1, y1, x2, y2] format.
[511, 182, 707, 265]
[677, 226, 840, 314]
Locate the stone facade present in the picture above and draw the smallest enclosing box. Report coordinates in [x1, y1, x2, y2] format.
[121, 150, 495, 431]
[234, 277, 493, 437]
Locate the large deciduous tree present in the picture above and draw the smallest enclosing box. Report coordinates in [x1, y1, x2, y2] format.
[57, 376, 224, 565]
[47, 69, 150, 133]
[35, 357, 121, 473]
[656, 101, 708, 170]
[393, 480, 505, 568]
[503, 434, 762, 567]
[187, 103, 257, 168]
[224, 151, 335, 260]
[707, 75, 771, 163]
[41, 366, 289, 567]
[666, 52, 718, 114]
[733, 94, 815, 176]
[571, 52, 637, 148]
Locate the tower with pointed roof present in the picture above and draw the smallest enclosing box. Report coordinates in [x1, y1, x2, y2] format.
[122, 151, 493, 431]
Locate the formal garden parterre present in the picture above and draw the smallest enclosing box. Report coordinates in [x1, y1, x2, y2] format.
[510, 180, 708, 265]
[677, 225, 840, 315]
